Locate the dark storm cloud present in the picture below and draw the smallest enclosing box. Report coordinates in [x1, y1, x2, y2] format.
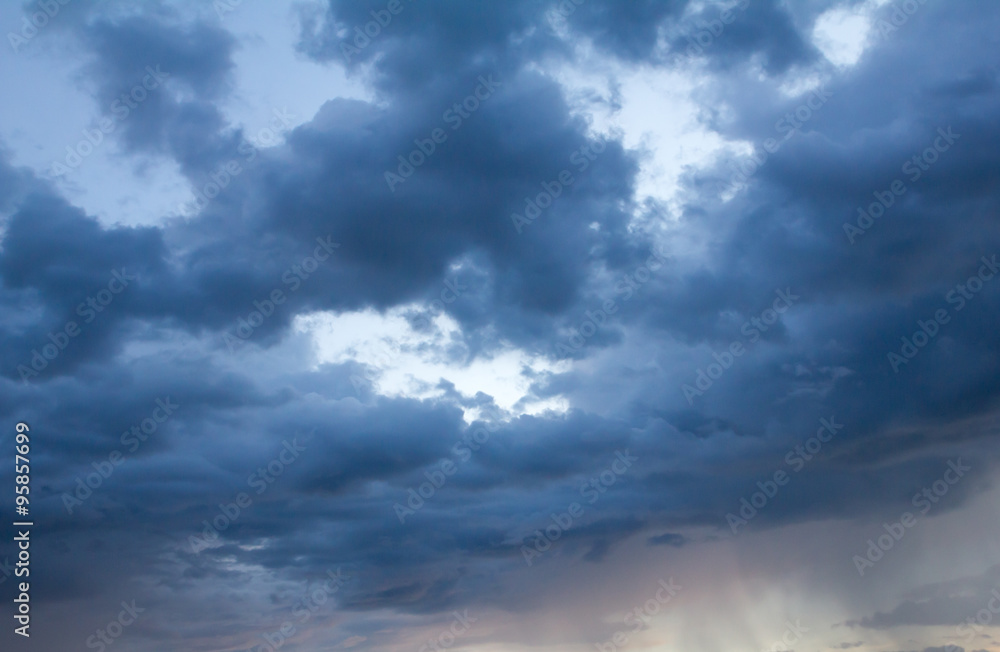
[0, 183, 169, 381]
[563, 0, 687, 61]
[78, 12, 240, 178]
[239, 71, 641, 323]
[644, 2, 1000, 436]
[666, 0, 820, 73]
[2, 0, 1000, 649]
[2, 0, 655, 360]
[8, 0, 992, 515]
[298, 0, 545, 78]
[0, 0, 888, 372]
[513, 0, 1000, 544]
[299, 0, 822, 79]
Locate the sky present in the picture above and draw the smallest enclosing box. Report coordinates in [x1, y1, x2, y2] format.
[0, 1, 999, 651]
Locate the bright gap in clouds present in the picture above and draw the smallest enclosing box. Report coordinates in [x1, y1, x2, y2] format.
[215, 1, 371, 140]
[547, 51, 736, 223]
[295, 308, 570, 421]
[812, 1, 892, 68]
[0, 1, 367, 229]
[290, 4, 890, 425]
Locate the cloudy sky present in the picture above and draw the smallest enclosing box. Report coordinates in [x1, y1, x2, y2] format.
[1, 0, 1000, 651]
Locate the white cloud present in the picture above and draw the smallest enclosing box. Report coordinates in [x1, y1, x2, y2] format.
[296, 306, 570, 420]
[812, 2, 884, 68]
[541, 42, 734, 222]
